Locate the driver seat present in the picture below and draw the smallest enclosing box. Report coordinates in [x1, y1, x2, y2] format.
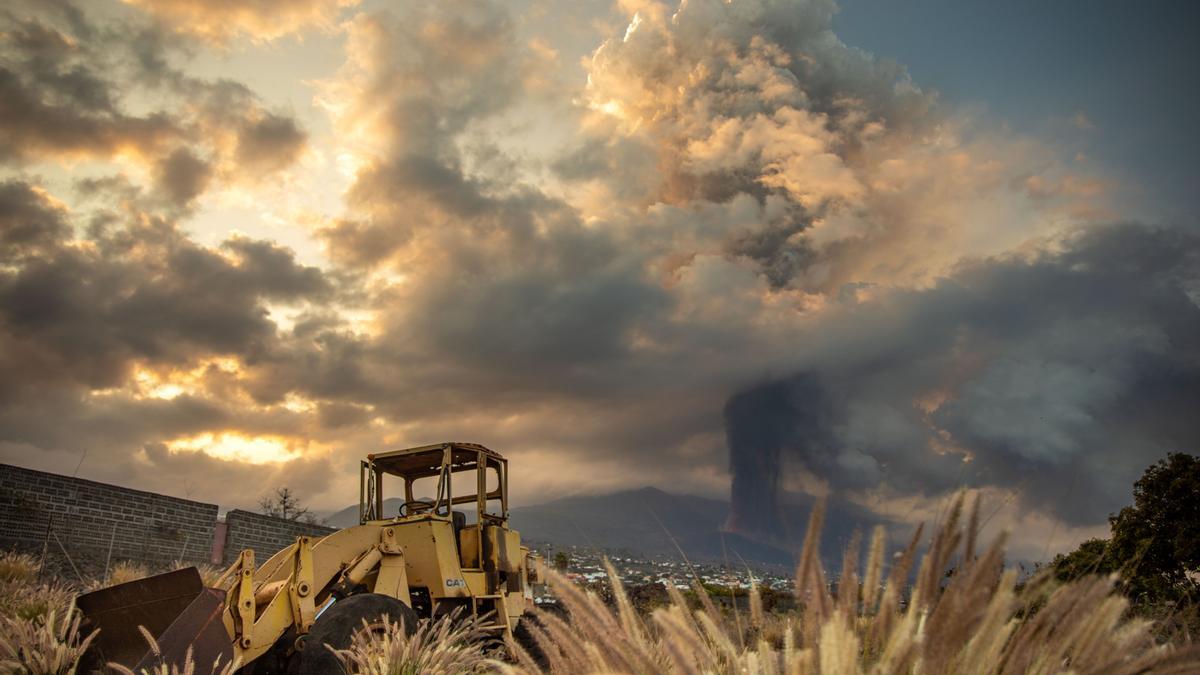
[451, 510, 467, 559]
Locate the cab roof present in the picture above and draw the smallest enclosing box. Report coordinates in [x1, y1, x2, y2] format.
[367, 442, 505, 479]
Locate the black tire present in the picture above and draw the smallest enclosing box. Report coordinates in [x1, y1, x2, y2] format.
[297, 593, 419, 675]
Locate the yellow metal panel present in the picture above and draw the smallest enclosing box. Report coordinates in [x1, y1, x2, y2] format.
[502, 529, 522, 573]
[459, 526, 480, 568]
[391, 518, 469, 599]
[373, 553, 411, 606]
[247, 590, 296, 652]
[339, 548, 382, 590]
[505, 588, 527, 622]
[253, 544, 294, 585]
[251, 527, 370, 587]
[480, 525, 523, 574]
[462, 570, 488, 596]
[303, 525, 383, 595]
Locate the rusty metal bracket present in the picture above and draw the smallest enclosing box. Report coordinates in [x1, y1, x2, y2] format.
[379, 526, 402, 554]
[373, 527, 410, 606]
[233, 549, 256, 649]
[288, 536, 317, 634]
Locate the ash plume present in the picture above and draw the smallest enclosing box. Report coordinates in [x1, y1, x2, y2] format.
[721, 226, 1200, 536]
[725, 375, 830, 539]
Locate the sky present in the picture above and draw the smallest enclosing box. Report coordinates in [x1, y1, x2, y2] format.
[834, 0, 1200, 221]
[1, 0, 1197, 561]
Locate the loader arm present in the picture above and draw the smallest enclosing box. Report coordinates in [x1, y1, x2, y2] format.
[224, 523, 405, 665]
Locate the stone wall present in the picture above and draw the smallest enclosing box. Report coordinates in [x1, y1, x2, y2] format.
[0, 463, 218, 579]
[222, 509, 337, 565]
[0, 463, 342, 579]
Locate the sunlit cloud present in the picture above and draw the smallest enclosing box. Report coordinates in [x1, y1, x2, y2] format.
[0, 0, 1195, 560]
[122, 0, 361, 44]
[166, 432, 315, 464]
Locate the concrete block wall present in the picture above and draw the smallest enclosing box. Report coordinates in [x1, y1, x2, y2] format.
[222, 509, 336, 565]
[0, 463, 218, 578]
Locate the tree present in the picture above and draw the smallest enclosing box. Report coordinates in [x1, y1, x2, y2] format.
[258, 487, 324, 524]
[1106, 453, 1200, 602]
[1053, 453, 1200, 605]
[1051, 538, 1113, 582]
[553, 551, 570, 571]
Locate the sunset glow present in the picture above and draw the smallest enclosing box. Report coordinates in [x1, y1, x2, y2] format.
[1, 0, 1196, 564]
[167, 433, 307, 464]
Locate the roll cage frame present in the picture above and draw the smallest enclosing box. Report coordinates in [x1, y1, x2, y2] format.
[358, 442, 509, 525]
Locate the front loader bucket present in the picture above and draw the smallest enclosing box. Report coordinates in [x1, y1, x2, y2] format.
[76, 567, 233, 671]
[131, 587, 233, 672]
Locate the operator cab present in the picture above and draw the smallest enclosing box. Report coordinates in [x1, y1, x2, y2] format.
[358, 442, 509, 527]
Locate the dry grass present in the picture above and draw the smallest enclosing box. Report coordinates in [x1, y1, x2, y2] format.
[500, 496, 1200, 674]
[0, 580, 74, 624]
[79, 559, 154, 593]
[106, 626, 240, 675]
[0, 554, 74, 624]
[0, 607, 96, 675]
[0, 550, 238, 673]
[329, 612, 498, 674]
[0, 553, 93, 673]
[2, 496, 1198, 674]
[0, 552, 39, 584]
[106, 561, 151, 586]
[80, 561, 226, 593]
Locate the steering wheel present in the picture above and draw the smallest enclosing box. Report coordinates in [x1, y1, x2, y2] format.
[400, 500, 434, 516]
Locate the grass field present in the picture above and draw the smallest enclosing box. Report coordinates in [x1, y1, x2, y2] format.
[2, 495, 1196, 674]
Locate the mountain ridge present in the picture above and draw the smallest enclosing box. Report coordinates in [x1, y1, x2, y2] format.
[325, 485, 886, 568]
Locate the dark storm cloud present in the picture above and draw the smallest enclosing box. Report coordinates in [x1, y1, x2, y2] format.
[221, 237, 332, 300]
[2, 0, 1196, 540]
[318, 217, 399, 268]
[726, 223, 1200, 529]
[321, 156, 495, 267]
[0, 1, 308, 191]
[725, 208, 819, 290]
[318, 1, 526, 266]
[155, 147, 212, 205]
[316, 401, 372, 430]
[399, 224, 670, 374]
[0, 5, 177, 161]
[562, 0, 941, 289]
[0, 179, 332, 400]
[236, 324, 380, 407]
[0, 169, 340, 505]
[0, 390, 230, 453]
[0, 180, 70, 258]
[0, 64, 176, 162]
[235, 113, 307, 175]
[0, 387, 335, 506]
[309, 2, 674, 394]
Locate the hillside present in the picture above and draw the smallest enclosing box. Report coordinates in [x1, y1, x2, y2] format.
[327, 487, 887, 568]
[509, 487, 792, 565]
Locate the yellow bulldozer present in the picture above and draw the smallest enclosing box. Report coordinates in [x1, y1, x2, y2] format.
[75, 442, 541, 673]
